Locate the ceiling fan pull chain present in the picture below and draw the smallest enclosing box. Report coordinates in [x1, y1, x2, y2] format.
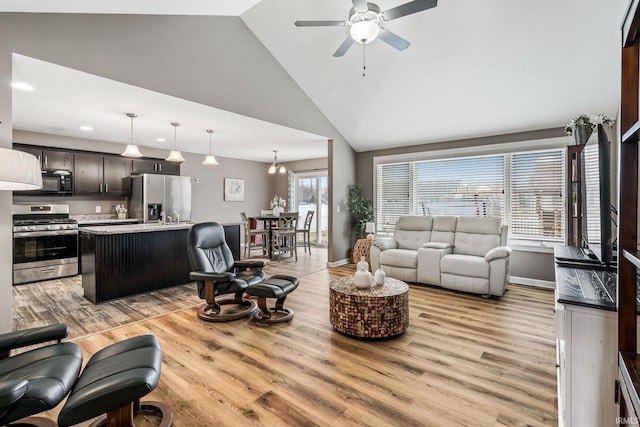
[362, 41, 366, 77]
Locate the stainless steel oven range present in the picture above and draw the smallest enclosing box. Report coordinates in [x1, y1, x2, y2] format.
[12, 204, 78, 285]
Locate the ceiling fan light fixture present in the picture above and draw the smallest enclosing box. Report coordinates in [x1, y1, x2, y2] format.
[121, 113, 144, 158]
[165, 122, 185, 163]
[350, 20, 380, 44]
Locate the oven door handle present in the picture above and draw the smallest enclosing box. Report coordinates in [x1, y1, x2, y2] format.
[13, 230, 78, 238]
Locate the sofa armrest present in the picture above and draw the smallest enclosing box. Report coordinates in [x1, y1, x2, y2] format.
[422, 242, 452, 250]
[372, 238, 397, 251]
[485, 246, 512, 262]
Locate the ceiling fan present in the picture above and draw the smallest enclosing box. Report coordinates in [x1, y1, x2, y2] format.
[294, 0, 438, 57]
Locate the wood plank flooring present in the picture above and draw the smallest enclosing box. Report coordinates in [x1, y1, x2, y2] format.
[14, 248, 558, 426]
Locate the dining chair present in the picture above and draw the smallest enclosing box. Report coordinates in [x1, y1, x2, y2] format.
[296, 210, 315, 254]
[240, 212, 268, 258]
[272, 212, 299, 261]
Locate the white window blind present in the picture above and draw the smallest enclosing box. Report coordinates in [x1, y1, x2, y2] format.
[582, 142, 601, 244]
[376, 162, 410, 233]
[414, 156, 504, 218]
[375, 148, 565, 242]
[510, 150, 565, 240]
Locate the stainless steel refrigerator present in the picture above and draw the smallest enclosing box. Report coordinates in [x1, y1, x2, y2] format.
[129, 174, 192, 223]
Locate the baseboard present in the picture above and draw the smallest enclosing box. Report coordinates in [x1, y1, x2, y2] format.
[511, 276, 555, 289]
[327, 258, 350, 268]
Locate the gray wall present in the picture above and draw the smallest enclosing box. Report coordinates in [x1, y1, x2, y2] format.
[0, 13, 357, 331]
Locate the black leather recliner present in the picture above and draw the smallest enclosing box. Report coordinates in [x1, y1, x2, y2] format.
[187, 222, 266, 321]
[0, 324, 83, 426]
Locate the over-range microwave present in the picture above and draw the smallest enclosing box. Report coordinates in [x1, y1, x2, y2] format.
[27, 170, 73, 195]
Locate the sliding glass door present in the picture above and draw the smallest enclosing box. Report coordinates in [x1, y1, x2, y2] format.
[294, 171, 328, 246]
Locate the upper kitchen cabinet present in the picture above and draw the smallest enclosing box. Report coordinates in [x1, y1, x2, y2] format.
[14, 144, 74, 171]
[74, 153, 132, 196]
[131, 158, 180, 176]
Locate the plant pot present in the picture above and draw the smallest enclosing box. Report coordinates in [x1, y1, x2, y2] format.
[573, 124, 593, 145]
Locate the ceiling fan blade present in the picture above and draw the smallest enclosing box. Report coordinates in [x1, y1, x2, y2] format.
[333, 37, 355, 57]
[295, 20, 346, 27]
[352, 0, 369, 12]
[378, 28, 411, 51]
[382, 0, 437, 21]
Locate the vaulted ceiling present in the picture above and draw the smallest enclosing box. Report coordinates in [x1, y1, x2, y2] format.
[2, 0, 629, 161]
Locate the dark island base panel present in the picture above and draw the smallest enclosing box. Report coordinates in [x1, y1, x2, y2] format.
[81, 225, 240, 303]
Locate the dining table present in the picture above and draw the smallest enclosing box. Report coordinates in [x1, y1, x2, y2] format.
[250, 213, 298, 259]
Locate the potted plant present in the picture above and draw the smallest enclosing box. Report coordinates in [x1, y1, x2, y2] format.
[565, 114, 614, 145]
[348, 183, 374, 242]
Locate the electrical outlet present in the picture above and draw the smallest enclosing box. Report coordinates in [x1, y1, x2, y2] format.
[95, 206, 101, 213]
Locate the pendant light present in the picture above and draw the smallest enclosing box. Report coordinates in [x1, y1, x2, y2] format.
[165, 122, 185, 163]
[0, 148, 42, 190]
[121, 113, 143, 158]
[268, 150, 286, 174]
[202, 129, 219, 166]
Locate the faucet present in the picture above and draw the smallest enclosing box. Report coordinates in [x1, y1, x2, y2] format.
[166, 216, 173, 224]
[174, 210, 180, 224]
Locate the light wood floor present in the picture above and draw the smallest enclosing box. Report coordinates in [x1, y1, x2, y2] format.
[15, 248, 558, 426]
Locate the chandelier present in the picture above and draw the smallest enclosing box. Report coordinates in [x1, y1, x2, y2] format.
[268, 150, 286, 174]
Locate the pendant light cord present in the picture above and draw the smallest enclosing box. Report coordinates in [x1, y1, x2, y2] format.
[362, 40, 366, 77]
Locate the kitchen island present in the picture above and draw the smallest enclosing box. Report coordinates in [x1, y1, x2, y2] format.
[80, 222, 240, 303]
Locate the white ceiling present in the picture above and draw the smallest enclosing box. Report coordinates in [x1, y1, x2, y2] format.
[11, 54, 328, 163]
[2, 0, 632, 159]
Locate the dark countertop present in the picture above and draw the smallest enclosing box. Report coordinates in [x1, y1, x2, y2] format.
[555, 265, 617, 311]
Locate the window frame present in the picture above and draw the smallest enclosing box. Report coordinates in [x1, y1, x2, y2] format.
[373, 137, 571, 247]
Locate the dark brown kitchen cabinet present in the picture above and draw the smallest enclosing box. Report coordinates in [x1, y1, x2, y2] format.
[74, 153, 131, 195]
[14, 144, 74, 170]
[131, 158, 180, 176]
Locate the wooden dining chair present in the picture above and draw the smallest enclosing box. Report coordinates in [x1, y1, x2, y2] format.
[240, 212, 268, 258]
[296, 210, 315, 254]
[272, 212, 299, 261]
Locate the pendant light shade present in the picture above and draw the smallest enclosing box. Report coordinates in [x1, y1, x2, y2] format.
[268, 150, 286, 174]
[202, 129, 219, 166]
[0, 148, 43, 190]
[166, 122, 185, 163]
[121, 113, 143, 158]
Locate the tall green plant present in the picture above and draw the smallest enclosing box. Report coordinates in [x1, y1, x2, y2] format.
[348, 183, 374, 241]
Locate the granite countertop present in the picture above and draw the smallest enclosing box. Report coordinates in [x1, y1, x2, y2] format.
[555, 265, 617, 311]
[79, 221, 241, 235]
[79, 222, 194, 234]
[76, 218, 140, 225]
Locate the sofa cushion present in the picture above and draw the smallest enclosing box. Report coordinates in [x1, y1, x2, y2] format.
[395, 230, 432, 250]
[456, 216, 501, 234]
[430, 216, 457, 245]
[454, 232, 501, 257]
[380, 249, 418, 269]
[453, 216, 502, 256]
[397, 216, 434, 231]
[441, 254, 489, 278]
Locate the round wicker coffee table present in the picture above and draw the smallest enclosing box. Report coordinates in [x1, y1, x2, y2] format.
[329, 276, 409, 338]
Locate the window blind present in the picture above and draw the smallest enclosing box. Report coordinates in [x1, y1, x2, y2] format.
[375, 148, 565, 242]
[510, 150, 565, 241]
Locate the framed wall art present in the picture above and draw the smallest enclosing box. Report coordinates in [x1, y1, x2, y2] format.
[224, 178, 244, 202]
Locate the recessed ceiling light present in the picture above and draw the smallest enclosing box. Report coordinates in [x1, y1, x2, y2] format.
[156, 138, 166, 142]
[11, 82, 34, 91]
[79, 126, 93, 131]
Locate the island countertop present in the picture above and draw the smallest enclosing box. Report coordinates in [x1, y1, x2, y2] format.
[79, 221, 242, 234]
[80, 222, 193, 234]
